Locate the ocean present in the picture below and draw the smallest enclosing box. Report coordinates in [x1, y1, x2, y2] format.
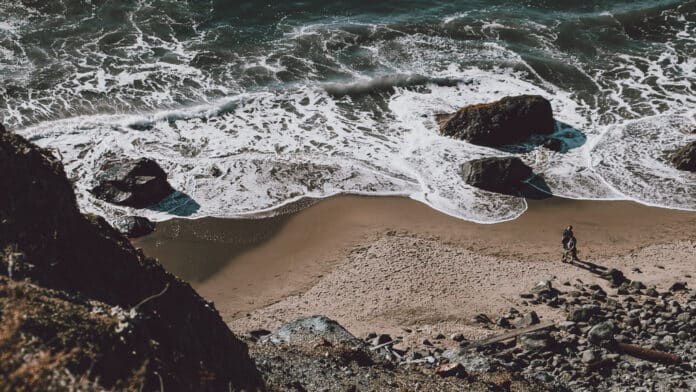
[1, 0, 694, 223]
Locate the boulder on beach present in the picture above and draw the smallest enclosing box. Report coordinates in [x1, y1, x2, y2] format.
[460, 157, 534, 195]
[439, 95, 555, 146]
[91, 158, 174, 208]
[113, 215, 156, 238]
[265, 315, 364, 347]
[670, 141, 696, 172]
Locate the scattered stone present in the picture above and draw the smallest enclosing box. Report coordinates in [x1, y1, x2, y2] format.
[435, 362, 467, 379]
[646, 287, 659, 297]
[450, 333, 465, 342]
[371, 334, 392, 346]
[516, 312, 540, 328]
[519, 331, 554, 351]
[496, 317, 512, 328]
[265, 316, 362, 347]
[669, 282, 688, 292]
[248, 329, 271, 341]
[113, 215, 155, 238]
[581, 350, 598, 364]
[473, 313, 492, 324]
[568, 307, 594, 322]
[588, 321, 615, 346]
[602, 268, 627, 287]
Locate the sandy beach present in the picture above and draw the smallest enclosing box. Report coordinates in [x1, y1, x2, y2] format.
[133, 196, 696, 345]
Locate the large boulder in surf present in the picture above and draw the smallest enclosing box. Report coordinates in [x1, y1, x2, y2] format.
[461, 157, 534, 195]
[0, 131, 263, 390]
[670, 141, 696, 172]
[91, 158, 174, 208]
[439, 95, 555, 146]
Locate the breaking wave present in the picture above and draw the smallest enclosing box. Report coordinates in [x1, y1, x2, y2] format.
[3, 0, 696, 223]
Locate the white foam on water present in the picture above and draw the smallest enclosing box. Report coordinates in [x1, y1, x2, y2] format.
[592, 114, 696, 210]
[11, 11, 696, 224]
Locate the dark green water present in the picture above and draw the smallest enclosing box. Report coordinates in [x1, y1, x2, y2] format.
[1, 1, 694, 222]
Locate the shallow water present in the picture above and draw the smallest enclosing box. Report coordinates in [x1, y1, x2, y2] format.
[1, 0, 694, 222]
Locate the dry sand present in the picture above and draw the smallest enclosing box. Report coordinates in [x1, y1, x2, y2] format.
[134, 196, 696, 344]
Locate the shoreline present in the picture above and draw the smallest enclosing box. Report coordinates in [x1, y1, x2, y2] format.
[133, 195, 696, 328]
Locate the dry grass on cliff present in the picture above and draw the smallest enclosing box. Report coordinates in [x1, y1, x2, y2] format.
[0, 277, 147, 392]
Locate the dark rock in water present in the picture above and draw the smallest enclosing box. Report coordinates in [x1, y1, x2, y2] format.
[91, 158, 174, 208]
[0, 123, 6, 133]
[542, 138, 563, 152]
[670, 141, 696, 172]
[460, 157, 534, 195]
[439, 95, 555, 146]
[0, 131, 263, 390]
[113, 215, 155, 238]
[265, 315, 363, 347]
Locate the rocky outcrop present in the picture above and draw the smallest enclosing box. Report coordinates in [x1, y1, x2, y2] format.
[460, 157, 534, 195]
[670, 141, 696, 172]
[439, 95, 555, 146]
[0, 131, 263, 391]
[91, 158, 174, 208]
[113, 215, 156, 238]
[264, 315, 363, 347]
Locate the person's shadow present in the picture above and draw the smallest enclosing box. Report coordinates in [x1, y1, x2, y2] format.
[566, 258, 609, 274]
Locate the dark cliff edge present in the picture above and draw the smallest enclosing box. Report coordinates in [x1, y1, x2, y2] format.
[0, 130, 264, 391]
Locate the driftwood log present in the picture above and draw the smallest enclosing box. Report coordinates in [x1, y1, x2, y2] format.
[615, 343, 681, 365]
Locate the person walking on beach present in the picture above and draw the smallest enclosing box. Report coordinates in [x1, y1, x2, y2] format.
[561, 225, 578, 262]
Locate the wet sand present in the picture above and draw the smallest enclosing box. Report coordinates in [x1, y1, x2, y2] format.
[133, 196, 696, 329]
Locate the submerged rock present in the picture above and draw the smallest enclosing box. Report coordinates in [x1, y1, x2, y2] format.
[670, 141, 696, 172]
[460, 157, 534, 195]
[91, 158, 174, 208]
[113, 215, 155, 238]
[542, 138, 564, 152]
[439, 95, 555, 146]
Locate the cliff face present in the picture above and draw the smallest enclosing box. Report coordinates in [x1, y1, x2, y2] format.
[0, 130, 263, 391]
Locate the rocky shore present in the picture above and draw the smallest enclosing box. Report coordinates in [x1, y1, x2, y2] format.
[236, 251, 695, 391]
